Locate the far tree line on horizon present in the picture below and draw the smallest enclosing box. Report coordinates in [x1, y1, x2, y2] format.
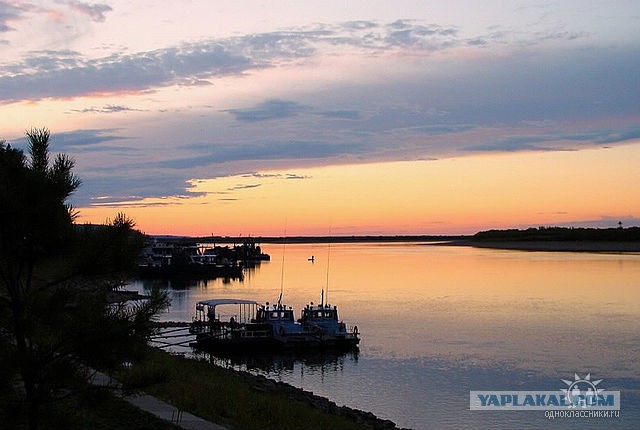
[473, 226, 640, 242]
[173, 224, 640, 245]
[0, 128, 168, 429]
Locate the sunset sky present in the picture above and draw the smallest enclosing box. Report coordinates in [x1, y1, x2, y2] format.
[1, 1, 639, 236]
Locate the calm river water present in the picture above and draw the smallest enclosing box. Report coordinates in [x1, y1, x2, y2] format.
[131, 242, 640, 429]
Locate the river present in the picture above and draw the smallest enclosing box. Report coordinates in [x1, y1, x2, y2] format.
[131, 242, 640, 429]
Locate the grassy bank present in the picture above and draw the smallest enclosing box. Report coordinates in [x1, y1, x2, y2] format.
[2, 347, 386, 429]
[120, 348, 382, 430]
[0, 384, 181, 430]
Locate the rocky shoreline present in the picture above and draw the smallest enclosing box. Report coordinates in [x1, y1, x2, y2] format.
[237, 368, 408, 430]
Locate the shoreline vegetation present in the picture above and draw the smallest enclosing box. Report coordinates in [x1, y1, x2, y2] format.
[456, 226, 640, 252]
[121, 348, 404, 430]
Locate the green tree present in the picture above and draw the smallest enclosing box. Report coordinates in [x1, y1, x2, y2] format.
[0, 129, 168, 429]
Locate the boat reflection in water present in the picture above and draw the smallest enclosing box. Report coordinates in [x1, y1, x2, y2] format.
[195, 348, 360, 377]
[188, 297, 360, 398]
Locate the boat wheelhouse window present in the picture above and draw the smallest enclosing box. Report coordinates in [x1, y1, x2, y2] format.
[312, 310, 337, 319]
[269, 311, 294, 321]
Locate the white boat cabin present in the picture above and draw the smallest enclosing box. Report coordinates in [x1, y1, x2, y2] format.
[256, 302, 306, 336]
[301, 303, 349, 336]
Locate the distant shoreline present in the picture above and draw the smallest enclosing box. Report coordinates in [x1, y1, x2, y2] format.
[440, 239, 640, 253]
[156, 236, 640, 252]
[170, 235, 469, 244]
[154, 228, 640, 253]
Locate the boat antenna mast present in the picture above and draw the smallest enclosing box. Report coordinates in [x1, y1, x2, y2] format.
[278, 221, 287, 307]
[324, 227, 332, 307]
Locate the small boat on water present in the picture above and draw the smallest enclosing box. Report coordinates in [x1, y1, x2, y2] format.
[190, 297, 359, 352]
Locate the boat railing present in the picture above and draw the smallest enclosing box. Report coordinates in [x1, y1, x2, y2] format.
[192, 318, 272, 338]
[347, 324, 359, 337]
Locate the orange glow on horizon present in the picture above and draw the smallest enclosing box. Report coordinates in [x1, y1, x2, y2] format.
[76, 142, 640, 236]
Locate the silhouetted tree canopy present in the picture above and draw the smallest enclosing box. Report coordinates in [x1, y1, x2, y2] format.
[0, 129, 168, 429]
[473, 226, 640, 242]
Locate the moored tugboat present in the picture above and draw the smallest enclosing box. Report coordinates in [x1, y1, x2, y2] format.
[190, 296, 359, 352]
[300, 293, 359, 349]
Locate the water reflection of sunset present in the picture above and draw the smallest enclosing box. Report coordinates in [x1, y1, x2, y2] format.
[143, 243, 640, 377]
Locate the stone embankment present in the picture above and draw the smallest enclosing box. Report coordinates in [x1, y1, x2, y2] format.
[249, 373, 409, 430]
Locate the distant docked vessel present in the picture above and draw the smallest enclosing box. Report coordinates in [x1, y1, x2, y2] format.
[138, 240, 269, 278]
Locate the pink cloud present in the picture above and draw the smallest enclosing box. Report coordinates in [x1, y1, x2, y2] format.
[68, 1, 112, 22]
